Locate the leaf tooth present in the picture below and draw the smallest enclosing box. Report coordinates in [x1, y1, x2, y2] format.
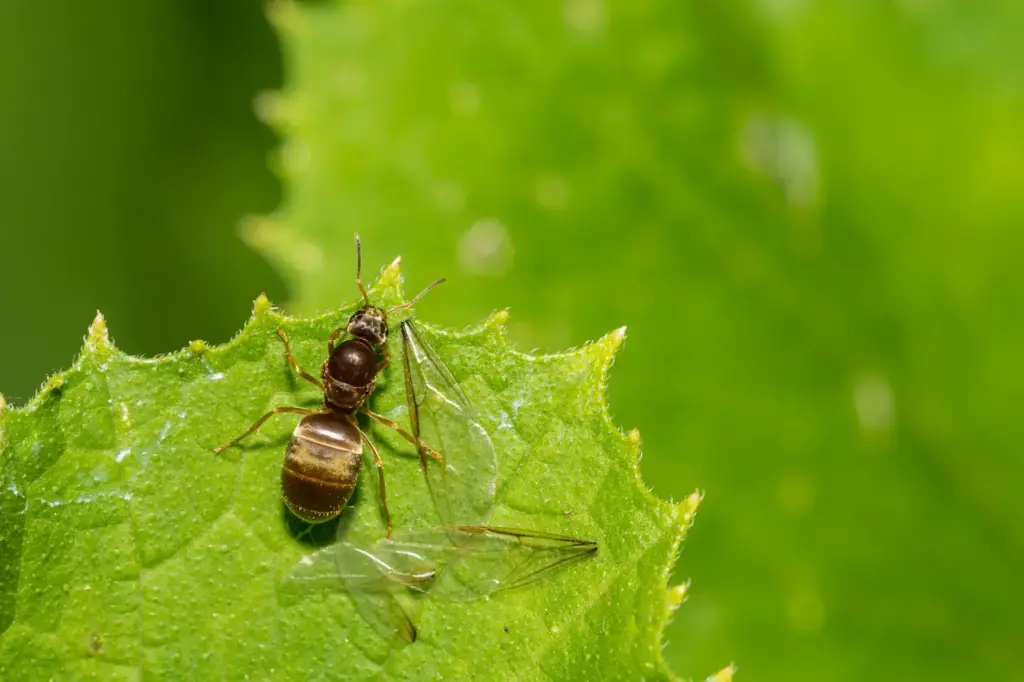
[667, 580, 690, 612]
[86, 311, 110, 349]
[253, 292, 273, 318]
[624, 427, 646, 471]
[706, 663, 738, 682]
[379, 255, 404, 291]
[488, 308, 510, 327]
[586, 325, 626, 389]
[189, 340, 209, 355]
[359, 255, 405, 307]
[598, 327, 627, 399]
[676, 489, 703, 528]
[578, 326, 630, 454]
[477, 308, 511, 345]
[586, 324, 626, 361]
[82, 311, 121, 366]
[0, 392, 6, 411]
[608, 324, 627, 348]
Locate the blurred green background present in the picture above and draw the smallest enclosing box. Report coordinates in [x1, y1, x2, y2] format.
[2, 1, 1022, 680]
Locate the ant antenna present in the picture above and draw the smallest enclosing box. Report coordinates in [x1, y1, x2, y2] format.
[387, 278, 446, 315]
[354, 233, 370, 305]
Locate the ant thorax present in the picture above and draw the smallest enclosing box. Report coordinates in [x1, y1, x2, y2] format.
[322, 339, 378, 411]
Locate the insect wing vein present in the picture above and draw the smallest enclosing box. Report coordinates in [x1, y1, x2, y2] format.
[401, 320, 472, 411]
[399, 321, 498, 526]
[379, 526, 598, 599]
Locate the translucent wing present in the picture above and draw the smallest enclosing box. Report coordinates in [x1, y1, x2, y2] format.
[384, 525, 599, 600]
[400, 320, 497, 526]
[278, 540, 432, 645]
[279, 526, 598, 646]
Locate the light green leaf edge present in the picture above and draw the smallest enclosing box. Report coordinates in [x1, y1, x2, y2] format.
[0, 260, 722, 680]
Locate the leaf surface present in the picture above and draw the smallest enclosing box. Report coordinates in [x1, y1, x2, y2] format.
[0, 263, 697, 680]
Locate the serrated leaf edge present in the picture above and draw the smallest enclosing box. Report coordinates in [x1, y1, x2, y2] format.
[389, 275, 706, 679]
[0, 257, 711, 679]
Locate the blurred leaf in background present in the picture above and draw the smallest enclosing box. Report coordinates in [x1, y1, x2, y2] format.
[2, 1, 1023, 681]
[0, 1, 286, 401]
[264, 1, 1024, 678]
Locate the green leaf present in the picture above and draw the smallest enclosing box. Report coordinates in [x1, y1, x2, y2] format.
[0, 262, 701, 680]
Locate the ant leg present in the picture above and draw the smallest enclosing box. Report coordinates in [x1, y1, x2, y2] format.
[356, 427, 392, 538]
[214, 406, 316, 453]
[377, 347, 390, 372]
[276, 330, 323, 389]
[361, 408, 444, 463]
[328, 328, 344, 354]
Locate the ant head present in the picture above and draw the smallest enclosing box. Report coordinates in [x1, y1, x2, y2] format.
[349, 234, 446, 347]
[346, 306, 388, 347]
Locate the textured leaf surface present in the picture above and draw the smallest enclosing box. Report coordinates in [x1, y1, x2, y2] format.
[0, 263, 697, 680]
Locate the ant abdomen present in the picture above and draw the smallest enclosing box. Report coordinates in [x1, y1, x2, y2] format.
[281, 414, 363, 523]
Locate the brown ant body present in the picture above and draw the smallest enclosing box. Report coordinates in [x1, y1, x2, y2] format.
[215, 236, 443, 535]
